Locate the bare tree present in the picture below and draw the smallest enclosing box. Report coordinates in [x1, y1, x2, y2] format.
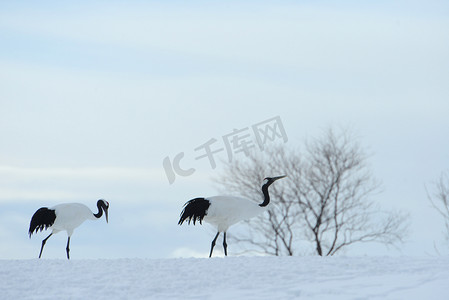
[427, 171, 449, 242]
[215, 128, 408, 256]
[294, 129, 408, 255]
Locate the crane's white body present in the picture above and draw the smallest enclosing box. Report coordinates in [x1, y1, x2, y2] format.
[203, 196, 265, 232]
[178, 175, 286, 257]
[50, 203, 98, 236]
[29, 199, 109, 259]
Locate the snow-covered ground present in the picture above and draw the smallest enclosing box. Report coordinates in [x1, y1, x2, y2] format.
[1, 256, 448, 299]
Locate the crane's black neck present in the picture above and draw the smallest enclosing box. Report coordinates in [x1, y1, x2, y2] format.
[94, 201, 106, 218]
[260, 184, 271, 207]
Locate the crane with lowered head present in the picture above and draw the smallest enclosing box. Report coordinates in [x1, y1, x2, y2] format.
[29, 199, 109, 259]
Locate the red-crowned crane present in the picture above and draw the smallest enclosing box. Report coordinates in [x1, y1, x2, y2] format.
[28, 199, 109, 259]
[178, 175, 286, 257]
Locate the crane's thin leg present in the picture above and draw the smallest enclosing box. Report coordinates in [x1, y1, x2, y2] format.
[39, 233, 53, 259]
[66, 237, 71, 260]
[223, 232, 228, 256]
[209, 232, 220, 258]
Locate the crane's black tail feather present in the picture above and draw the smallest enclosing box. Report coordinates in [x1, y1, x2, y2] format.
[178, 198, 211, 225]
[28, 207, 56, 238]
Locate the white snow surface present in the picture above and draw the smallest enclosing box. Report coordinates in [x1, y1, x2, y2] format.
[1, 256, 448, 300]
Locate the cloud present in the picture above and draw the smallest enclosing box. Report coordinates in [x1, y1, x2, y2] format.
[0, 166, 166, 203]
[0, 165, 162, 181]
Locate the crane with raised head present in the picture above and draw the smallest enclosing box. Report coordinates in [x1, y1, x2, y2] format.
[178, 175, 286, 257]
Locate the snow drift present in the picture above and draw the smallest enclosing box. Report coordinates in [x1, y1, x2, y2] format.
[1, 256, 448, 299]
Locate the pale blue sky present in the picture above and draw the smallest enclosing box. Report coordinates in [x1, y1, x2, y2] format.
[1, 1, 448, 258]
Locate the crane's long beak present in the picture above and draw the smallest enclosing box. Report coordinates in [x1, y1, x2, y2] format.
[273, 175, 287, 181]
[105, 208, 109, 223]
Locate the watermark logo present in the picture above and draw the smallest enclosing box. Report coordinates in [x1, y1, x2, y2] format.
[163, 116, 288, 184]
